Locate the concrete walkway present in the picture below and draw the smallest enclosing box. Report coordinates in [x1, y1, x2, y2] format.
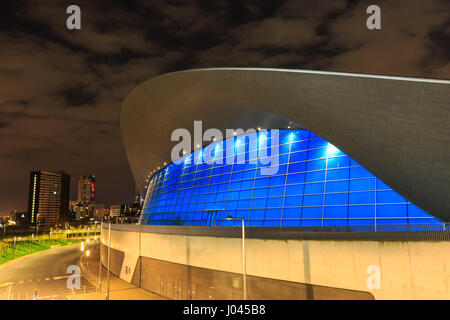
[67, 244, 166, 300]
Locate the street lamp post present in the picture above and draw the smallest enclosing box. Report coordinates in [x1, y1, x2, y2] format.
[106, 222, 111, 300]
[86, 249, 90, 272]
[98, 221, 103, 293]
[226, 216, 247, 300]
[13, 236, 16, 259]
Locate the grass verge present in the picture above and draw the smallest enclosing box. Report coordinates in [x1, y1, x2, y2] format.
[0, 239, 83, 265]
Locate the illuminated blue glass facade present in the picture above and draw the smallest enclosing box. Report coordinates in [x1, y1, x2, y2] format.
[141, 130, 441, 229]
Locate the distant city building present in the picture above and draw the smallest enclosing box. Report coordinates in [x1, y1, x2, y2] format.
[134, 184, 143, 206]
[0, 216, 9, 225]
[69, 201, 94, 222]
[10, 210, 27, 225]
[123, 203, 141, 217]
[27, 170, 70, 227]
[110, 205, 122, 217]
[93, 203, 107, 220]
[108, 203, 141, 223]
[68, 201, 77, 221]
[77, 175, 95, 204]
[69, 201, 78, 211]
[68, 201, 82, 221]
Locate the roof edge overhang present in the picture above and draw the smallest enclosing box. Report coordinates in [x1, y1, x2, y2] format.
[121, 68, 450, 220]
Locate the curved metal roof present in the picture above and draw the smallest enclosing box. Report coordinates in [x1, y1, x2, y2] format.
[121, 68, 450, 221]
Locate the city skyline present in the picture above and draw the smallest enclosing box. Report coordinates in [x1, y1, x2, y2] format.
[0, 170, 135, 216]
[1, 0, 449, 215]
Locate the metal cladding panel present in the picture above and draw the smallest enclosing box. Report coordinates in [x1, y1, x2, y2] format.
[121, 68, 450, 221]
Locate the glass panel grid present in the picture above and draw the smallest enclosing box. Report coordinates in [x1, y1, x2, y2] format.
[141, 130, 441, 230]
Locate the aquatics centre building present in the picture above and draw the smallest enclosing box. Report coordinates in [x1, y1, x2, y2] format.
[101, 68, 450, 300]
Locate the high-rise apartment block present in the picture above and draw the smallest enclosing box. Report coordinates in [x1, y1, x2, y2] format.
[27, 170, 70, 227]
[77, 175, 95, 204]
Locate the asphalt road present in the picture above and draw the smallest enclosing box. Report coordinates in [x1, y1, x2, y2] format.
[0, 243, 96, 300]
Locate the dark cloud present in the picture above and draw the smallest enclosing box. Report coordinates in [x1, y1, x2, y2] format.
[0, 121, 10, 129]
[0, 0, 448, 215]
[87, 48, 151, 67]
[429, 19, 450, 60]
[1, 1, 87, 53]
[1, 100, 29, 107]
[56, 84, 98, 107]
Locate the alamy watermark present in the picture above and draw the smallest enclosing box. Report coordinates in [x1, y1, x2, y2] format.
[66, 5, 380, 31]
[171, 121, 280, 176]
[366, 5, 381, 30]
[66, 265, 81, 290]
[66, 5, 81, 30]
[366, 264, 381, 290]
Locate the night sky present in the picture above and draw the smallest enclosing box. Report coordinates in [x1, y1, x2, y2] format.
[0, 0, 449, 215]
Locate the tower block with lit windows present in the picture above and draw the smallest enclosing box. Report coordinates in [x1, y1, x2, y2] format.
[77, 175, 96, 204]
[27, 170, 70, 228]
[76, 175, 96, 220]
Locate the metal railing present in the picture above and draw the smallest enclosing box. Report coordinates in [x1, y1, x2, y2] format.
[107, 220, 450, 241]
[142, 219, 449, 231]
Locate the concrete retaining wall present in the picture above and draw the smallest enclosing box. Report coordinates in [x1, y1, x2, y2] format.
[101, 226, 450, 299]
